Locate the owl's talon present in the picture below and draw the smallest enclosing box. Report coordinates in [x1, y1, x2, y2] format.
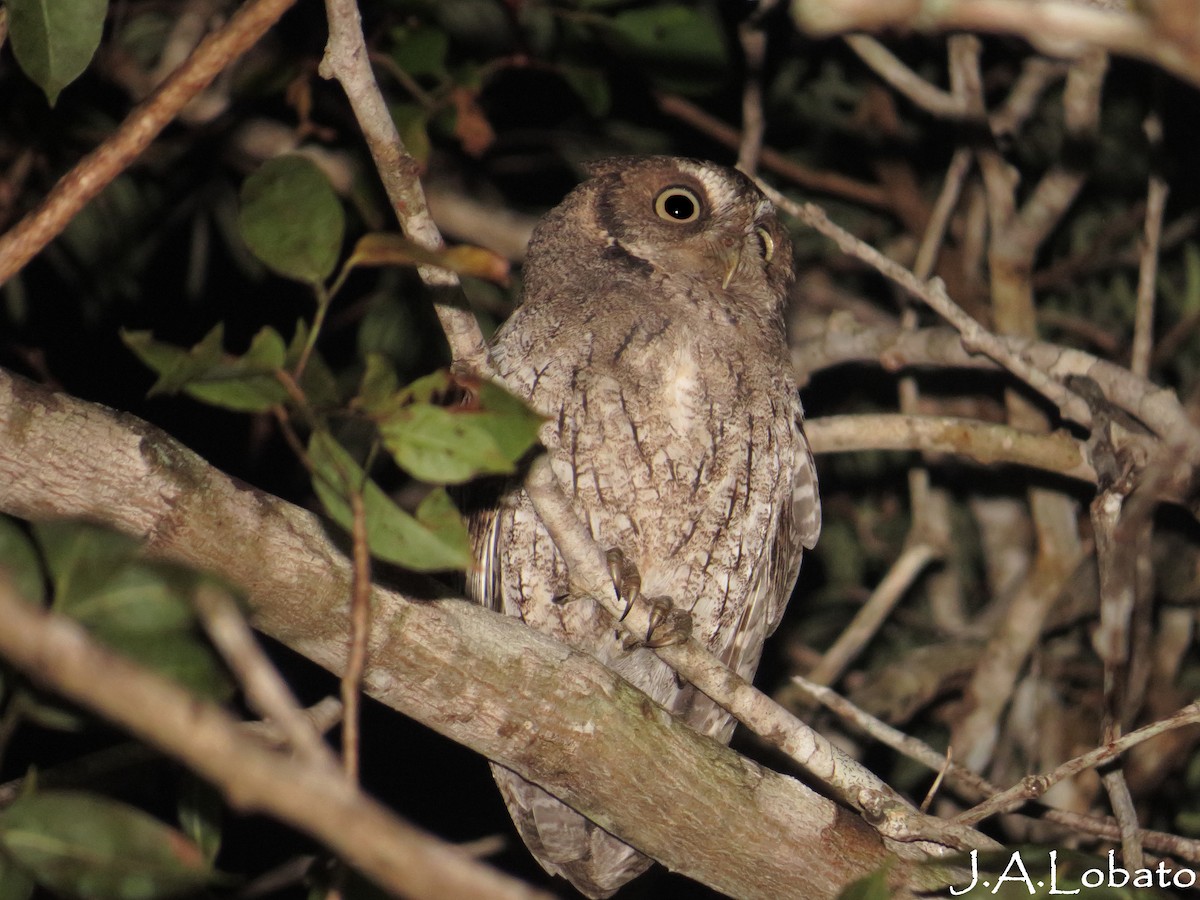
[605, 548, 641, 621]
[644, 596, 692, 648]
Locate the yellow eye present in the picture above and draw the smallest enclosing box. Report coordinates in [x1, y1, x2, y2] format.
[754, 226, 775, 262]
[654, 187, 701, 223]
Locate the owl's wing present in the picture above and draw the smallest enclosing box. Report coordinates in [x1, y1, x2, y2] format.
[716, 414, 820, 686]
[491, 764, 653, 899]
[466, 500, 503, 613]
[771, 415, 821, 628]
[792, 418, 823, 552]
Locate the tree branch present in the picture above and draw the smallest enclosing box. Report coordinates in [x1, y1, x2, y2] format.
[792, 0, 1200, 91]
[0, 367, 919, 900]
[0, 0, 298, 287]
[318, 0, 488, 372]
[0, 575, 548, 900]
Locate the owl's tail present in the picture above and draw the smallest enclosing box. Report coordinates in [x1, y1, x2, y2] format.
[490, 763, 653, 898]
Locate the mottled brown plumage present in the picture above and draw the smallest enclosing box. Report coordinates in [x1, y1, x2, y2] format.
[468, 157, 820, 897]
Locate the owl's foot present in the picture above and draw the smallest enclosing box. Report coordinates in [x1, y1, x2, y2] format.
[606, 548, 692, 648]
[643, 595, 692, 648]
[605, 548, 641, 622]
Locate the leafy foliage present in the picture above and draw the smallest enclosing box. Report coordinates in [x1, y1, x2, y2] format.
[0, 519, 231, 897]
[0, 790, 214, 900]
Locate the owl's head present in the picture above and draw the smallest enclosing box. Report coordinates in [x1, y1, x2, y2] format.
[526, 156, 794, 311]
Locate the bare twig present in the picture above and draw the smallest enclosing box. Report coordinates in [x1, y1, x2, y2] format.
[318, 0, 488, 373]
[341, 486, 372, 784]
[957, 700, 1200, 828]
[902, 148, 974, 630]
[736, 6, 771, 174]
[767, 191, 1097, 428]
[1132, 166, 1168, 378]
[0, 0, 298, 287]
[914, 150, 973, 283]
[793, 319, 1199, 459]
[807, 543, 941, 687]
[1089, 487, 1146, 866]
[796, 675, 1200, 862]
[657, 93, 892, 210]
[1102, 768, 1145, 869]
[193, 583, 339, 771]
[990, 58, 1070, 137]
[844, 35, 966, 120]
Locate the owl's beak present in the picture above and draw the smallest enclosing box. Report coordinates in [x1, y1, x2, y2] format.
[720, 242, 743, 289]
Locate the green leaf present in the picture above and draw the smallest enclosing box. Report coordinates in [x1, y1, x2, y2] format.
[413, 488, 471, 562]
[238, 155, 345, 285]
[7, 0, 108, 105]
[33, 523, 230, 700]
[308, 432, 471, 571]
[0, 516, 46, 606]
[606, 5, 725, 65]
[11, 688, 86, 732]
[472, 379, 549, 462]
[0, 791, 213, 900]
[357, 354, 400, 415]
[0, 852, 36, 900]
[88, 631, 231, 700]
[34, 521, 143, 612]
[123, 325, 223, 394]
[837, 862, 892, 900]
[390, 26, 448, 78]
[61, 565, 196, 634]
[559, 65, 611, 117]
[177, 777, 222, 868]
[375, 371, 543, 484]
[389, 103, 433, 167]
[122, 325, 290, 412]
[284, 320, 340, 406]
[601, 5, 726, 91]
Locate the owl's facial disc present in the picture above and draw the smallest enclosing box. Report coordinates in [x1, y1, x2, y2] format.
[578, 157, 793, 304]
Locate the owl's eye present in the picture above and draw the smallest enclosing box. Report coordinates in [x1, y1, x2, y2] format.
[754, 226, 775, 262]
[654, 187, 701, 223]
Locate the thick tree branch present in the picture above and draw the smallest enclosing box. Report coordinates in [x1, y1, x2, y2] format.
[806, 414, 1097, 486]
[0, 368, 918, 900]
[793, 0, 1200, 91]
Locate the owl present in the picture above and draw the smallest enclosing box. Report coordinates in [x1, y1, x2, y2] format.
[468, 156, 820, 897]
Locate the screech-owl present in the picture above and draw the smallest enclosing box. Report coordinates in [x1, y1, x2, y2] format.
[468, 156, 821, 898]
